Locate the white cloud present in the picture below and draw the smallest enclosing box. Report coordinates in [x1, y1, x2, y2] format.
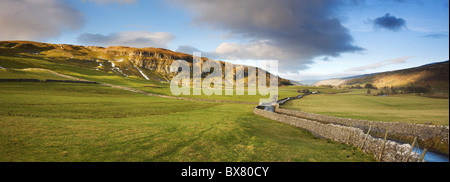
[215, 41, 283, 60]
[76, 31, 175, 48]
[346, 56, 413, 72]
[0, 0, 84, 41]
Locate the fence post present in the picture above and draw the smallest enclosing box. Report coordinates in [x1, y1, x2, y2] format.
[378, 126, 390, 162]
[419, 148, 428, 162]
[405, 137, 417, 162]
[361, 125, 372, 151]
[347, 121, 354, 145]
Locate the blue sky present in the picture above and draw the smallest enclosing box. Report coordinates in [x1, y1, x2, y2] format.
[0, 0, 448, 81]
[296, 0, 450, 80]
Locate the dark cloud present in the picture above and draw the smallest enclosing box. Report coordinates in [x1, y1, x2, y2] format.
[81, 0, 136, 4]
[351, 0, 417, 5]
[0, 0, 84, 41]
[373, 13, 407, 31]
[423, 34, 448, 39]
[76, 31, 174, 48]
[167, 0, 363, 72]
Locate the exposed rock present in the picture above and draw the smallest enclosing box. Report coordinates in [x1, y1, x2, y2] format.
[0, 40, 292, 85]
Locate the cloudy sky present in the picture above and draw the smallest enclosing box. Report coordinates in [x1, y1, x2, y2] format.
[0, 0, 448, 81]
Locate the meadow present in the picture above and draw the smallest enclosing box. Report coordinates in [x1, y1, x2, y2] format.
[283, 89, 449, 126]
[0, 82, 374, 162]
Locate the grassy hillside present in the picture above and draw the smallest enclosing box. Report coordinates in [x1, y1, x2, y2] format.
[0, 40, 292, 86]
[313, 79, 348, 87]
[347, 61, 449, 88]
[0, 69, 69, 80]
[0, 52, 300, 103]
[314, 61, 449, 97]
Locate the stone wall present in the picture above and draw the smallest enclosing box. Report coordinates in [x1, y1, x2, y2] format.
[277, 108, 449, 154]
[254, 108, 423, 162]
[0, 79, 40, 82]
[45, 80, 98, 84]
[0, 79, 99, 84]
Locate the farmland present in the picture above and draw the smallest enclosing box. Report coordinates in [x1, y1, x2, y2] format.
[0, 81, 374, 162]
[283, 89, 449, 126]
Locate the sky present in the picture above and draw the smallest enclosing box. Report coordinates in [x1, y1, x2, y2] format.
[0, 0, 448, 81]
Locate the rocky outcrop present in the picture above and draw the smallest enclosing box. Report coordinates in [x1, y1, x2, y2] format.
[0, 41, 292, 85]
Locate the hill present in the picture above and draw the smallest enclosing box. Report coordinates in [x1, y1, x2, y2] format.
[0, 41, 292, 86]
[313, 78, 348, 87]
[314, 61, 449, 95]
[286, 79, 305, 86]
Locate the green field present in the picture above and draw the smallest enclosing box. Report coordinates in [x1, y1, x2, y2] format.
[1, 52, 447, 162]
[0, 82, 375, 162]
[283, 89, 449, 126]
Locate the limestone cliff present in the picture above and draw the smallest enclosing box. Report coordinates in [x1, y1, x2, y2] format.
[0, 41, 292, 85]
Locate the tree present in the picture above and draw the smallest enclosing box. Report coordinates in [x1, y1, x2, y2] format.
[391, 87, 397, 94]
[425, 84, 432, 94]
[297, 88, 310, 94]
[364, 84, 376, 89]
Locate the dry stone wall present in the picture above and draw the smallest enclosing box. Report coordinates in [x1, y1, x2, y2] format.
[277, 108, 449, 153]
[254, 108, 422, 162]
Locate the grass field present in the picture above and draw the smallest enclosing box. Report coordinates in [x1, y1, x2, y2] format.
[283, 89, 449, 126]
[7, 53, 441, 162]
[0, 82, 375, 162]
